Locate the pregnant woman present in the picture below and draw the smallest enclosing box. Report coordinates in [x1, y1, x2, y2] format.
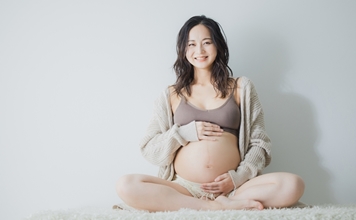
[116, 15, 305, 211]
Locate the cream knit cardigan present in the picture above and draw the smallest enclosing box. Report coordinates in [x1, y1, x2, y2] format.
[139, 76, 272, 189]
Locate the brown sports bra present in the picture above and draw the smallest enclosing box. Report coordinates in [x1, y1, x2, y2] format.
[173, 79, 241, 137]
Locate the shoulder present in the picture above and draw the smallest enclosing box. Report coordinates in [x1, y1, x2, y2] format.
[159, 85, 174, 98]
[167, 85, 179, 99]
[233, 76, 258, 103]
[235, 76, 254, 89]
[167, 85, 175, 95]
[167, 85, 181, 113]
[232, 76, 253, 93]
[153, 86, 171, 107]
[157, 85, 178, 106]
[235, 76, 258, 96]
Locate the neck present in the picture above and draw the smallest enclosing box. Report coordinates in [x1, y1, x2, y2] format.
[193, 68, 212, 85]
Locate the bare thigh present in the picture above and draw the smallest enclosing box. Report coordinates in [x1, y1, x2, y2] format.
[230, 172, 304, 207]
[120, 174, 193, 197]
[233, 172, 303, 195]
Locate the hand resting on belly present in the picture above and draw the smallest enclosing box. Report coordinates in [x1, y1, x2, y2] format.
[174, 122, 241, 184]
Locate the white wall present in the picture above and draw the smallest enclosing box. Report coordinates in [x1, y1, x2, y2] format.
[1, 1, 355, 219]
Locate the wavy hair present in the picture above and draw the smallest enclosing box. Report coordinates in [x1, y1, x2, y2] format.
[173, 15, 234, 98]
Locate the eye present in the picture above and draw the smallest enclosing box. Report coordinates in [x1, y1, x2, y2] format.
[204, 41, 212, 45]
[188, 43, 195, 47]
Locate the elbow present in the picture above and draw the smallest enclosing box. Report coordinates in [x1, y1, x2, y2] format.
[140, 150, 173, 167]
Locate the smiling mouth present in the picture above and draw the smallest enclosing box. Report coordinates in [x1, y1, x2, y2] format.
[195, 56, 208, 61]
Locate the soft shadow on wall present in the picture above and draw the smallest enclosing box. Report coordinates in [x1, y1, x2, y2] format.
[231, 29, 335, 205]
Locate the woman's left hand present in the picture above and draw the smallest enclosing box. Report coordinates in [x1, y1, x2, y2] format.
[200, 173, 235, 196]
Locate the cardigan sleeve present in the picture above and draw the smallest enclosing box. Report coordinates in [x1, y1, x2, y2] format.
[228, 78, 272, 189]
[139, 90, 199, 167]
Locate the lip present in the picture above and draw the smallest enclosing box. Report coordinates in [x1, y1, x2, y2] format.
[194, 56, 208, 61]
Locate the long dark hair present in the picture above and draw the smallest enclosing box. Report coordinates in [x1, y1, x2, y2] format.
[173, 15, 234, 98]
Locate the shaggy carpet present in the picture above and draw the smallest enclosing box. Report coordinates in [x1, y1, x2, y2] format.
[26, 204, 356, 220]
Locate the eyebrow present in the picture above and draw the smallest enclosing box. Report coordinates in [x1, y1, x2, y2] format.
[188, 37, 212, 42]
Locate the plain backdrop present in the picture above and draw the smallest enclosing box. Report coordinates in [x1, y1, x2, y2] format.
[1, 1, 355, 219]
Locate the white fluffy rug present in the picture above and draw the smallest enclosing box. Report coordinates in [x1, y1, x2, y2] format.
[26, 205, 356, 220]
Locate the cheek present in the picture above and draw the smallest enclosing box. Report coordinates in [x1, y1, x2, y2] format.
[185, 48, 191, 56]
[185, 50, 193, 60]
[210, 50, 217, 60]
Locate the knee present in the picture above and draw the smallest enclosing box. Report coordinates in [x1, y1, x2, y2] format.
[116, 174, 142, 199]
[280, 173, 305, 202]
[288, 174, 305, 197]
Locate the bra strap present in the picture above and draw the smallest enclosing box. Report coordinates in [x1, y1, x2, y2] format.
[233, 77, 239, 90]
[228, 77, 239, 97]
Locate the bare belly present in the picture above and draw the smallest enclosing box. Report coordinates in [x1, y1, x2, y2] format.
[173, 132, 240, 183]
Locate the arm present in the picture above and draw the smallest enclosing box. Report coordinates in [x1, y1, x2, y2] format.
[139, 89, 199, 167]
[228, 78, 272, 189]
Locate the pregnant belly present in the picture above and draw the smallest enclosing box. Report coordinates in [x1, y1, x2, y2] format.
[173, 132, 240, 183]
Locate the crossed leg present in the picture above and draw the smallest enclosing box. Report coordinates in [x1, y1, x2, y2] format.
[225, 172, 305, 208]
[116, 174, 263, 211]
[116, 172, 304, 212]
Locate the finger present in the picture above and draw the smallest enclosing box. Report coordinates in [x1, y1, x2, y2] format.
[197, 125, 222, 140]
[201, 186, 219, 192]
[214, 176, 224, 182]
[203, 122, 214, 127]
[203, 121, 219, 126]
[214, 176, 223, 182]
[201, 183, 220, 190]
[199, 135, 218, 141]
[202, 131, 223, 137]
[203, 122, 222, 130]
[215, 174, 228, 182]
[200, 184, 212, 189]
[201, 186, 220, 191]
[203, 128, 223, 134]
[201, 182, 214, 186]
[203, 124, 223, 132]
[204, 189, 223, 194]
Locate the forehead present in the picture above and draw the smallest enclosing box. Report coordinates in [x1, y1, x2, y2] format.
[188, 24, 211, 40]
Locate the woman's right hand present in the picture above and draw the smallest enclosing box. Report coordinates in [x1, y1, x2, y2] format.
[195, 121, 224, 141]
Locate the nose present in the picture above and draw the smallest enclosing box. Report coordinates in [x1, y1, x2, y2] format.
[196, 44, 205, 54]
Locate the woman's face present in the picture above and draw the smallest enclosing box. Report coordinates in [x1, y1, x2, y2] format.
[185, 24, 217, 72]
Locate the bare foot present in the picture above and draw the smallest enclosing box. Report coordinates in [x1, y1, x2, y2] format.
[214, 196, 263, 210]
